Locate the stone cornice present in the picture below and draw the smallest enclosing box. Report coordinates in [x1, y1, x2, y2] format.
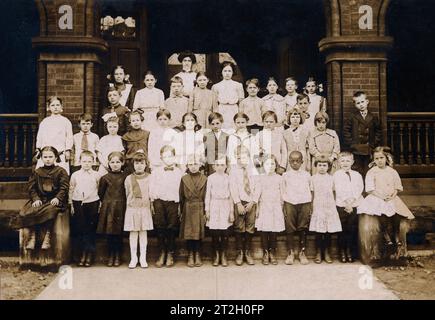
[319, 36, 394, 53]
[32, 36, 109, 54]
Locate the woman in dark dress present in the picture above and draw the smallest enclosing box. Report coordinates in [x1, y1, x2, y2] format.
[12, 146, 69, 250]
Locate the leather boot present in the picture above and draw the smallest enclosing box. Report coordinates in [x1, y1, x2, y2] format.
[262, 250, 269, 265]
[195, 251, 202, 267]
[285, 250, 295, 265]
[299, 249, 309, 265]
[324, 248, 332, 263]
[235, 250, 244, 266]
[113, 251, 121, 267]
[25, 231, 36, 250]
[85, 251, 92, 267]
[156, 250, 166, 268]
[245, 250, 254, 265]
[107, 252, 114, 267]
[187, 251, 194, 267]
[269, 249, 278, 265]
[315, 249, 322, 264]
[166, 251, 174, 267]
[78, 251, 86, 267]
[41, 231, 51, 250]
[212, 251, 220, 267]
[221, 251, 228, 267]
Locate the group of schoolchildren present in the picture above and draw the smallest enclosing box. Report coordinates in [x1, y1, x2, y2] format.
[13, 51, 415, 270]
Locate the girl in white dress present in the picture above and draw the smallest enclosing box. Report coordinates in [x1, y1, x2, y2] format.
[304, 77, 327, 131]
[148, 109, 177, 171]
[35, 96, 73, 174]
[133, 71, 165, 131]
[189, 72, 218, 129]
[211, 61, 244, 133]
[124, 151, 154, 269]
[227, 113, 256, 168]
[205, 156, 234, 266]
[173, 112, 205, 171]
[358, 146, 414, 246]
[283, 107, 310, 171]
[254, 155, 285, 265]
[309, 155, 342, 264]
[96, 116, 125, 176]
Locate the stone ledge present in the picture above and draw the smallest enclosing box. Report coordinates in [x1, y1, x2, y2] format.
[32, 36, 109, 54]
[319, 36, 394, 53]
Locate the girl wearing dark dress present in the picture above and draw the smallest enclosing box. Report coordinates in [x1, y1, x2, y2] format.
[179, 156, 207, 267]
[97, 151, 127, 267]
[14, 146, 69, 251]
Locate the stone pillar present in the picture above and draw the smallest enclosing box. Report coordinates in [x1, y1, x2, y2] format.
[32, 0, 108, 127]
[320, 0, 392, 143]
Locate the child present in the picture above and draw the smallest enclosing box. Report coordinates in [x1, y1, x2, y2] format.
[309, 155, 342, 264]
[173, 112, 205, 171]
[295, 93, 311, 131]
[282, 151, 312, 265]
[35, 96, 73, 174]
[15, 146, 69, 251]
[148, 110, 177, 171]
[262, 77, 286, 128]
[211, 61, 245, 133]
[133, 71, 165, 131]
[333, 152, 364, 263]
[227, 113, 255, 168]
[254, 111, 287, 175]
[308, 112, 340, 173]
[239, 78, 266, 132]
[305, 77, 327, 131]
[254, 155, 285, 265]
[358, 146, 414, 247]
[229, 145, 258, 266]
[97, 151, 127, 267]
[203, 112, 229, 176]
[343, 91, 382, 176]
[283, 107, 310, 171]
[122, 110, 150, 174]
[189, 72, 218, 129]
[165, 76, 189, 128]
[96, 116, 125, 176]
[108, 65, 137, 109]
[284, 77, 298, 112]
[179, 155, 207, 267]
[205, 155, 234, 267]
[149, 145, 184, 268]
[124, 151, 154, 269]
[71, 113, 99, 174]
[69, 150, 100, 267]
[100, 86, 130, 136]
[175, 51, 197, 97]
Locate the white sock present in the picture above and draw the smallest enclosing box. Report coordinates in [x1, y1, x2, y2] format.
[139, 231, 148, 262]
[129, 232, 139, 262]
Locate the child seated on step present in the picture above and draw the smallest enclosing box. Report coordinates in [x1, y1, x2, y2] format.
[357, 146, 414, 249]
[15, 146, 69, 251]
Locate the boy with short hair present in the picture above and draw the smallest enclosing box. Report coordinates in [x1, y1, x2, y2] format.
[229, 145, 257, 266]
[333, 152, 364, 263]
[203, 112, 229, 176]
[165, 76, 189, 128]
[343, 91, 382, 176]
[149, 145, 183, 268]
[71, 113, 99, 174]
[282, 151, 312, 265]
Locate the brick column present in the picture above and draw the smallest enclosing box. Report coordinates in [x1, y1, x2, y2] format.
[320, 0, 392, 143]
[32, 0, 108, 128]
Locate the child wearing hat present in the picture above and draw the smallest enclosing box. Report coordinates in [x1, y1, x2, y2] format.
[175, 51, 198, 98]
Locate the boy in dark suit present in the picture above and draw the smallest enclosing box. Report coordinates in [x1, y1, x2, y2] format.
[203, 112, 229, 175]
[343, 91, 382, 176]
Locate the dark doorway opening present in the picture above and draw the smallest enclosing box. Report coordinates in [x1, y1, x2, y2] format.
[387, 0, 435, 112]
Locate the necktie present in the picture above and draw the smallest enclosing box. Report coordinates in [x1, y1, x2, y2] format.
[164, 166, 174, 171]
[361, 110, 367, 119]
[242, 166, 251, 195]
[81, 133, 89, 151]
[345, 171, 352, 182]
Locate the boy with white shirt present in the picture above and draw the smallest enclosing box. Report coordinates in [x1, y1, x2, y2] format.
[71, 113, 100, 174]
[282, 151, 312, 265]
[69, 150, 101, 267]
[333, 152, 364, 263]
[149, 145, 184, 268]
